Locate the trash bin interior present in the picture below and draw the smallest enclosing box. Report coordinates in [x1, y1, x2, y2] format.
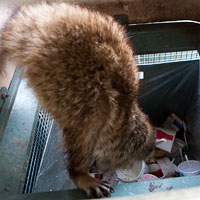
[138, 60, 200, 160]
[33, 59, 200, 193]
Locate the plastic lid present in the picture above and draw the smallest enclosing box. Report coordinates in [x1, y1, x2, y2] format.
[178, 160, 200, 174]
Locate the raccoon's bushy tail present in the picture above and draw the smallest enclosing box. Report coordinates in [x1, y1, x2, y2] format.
[0, 3, 65, 70]
[0, 7, 20, 75]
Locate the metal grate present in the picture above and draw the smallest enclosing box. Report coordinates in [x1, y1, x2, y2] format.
[136, 50, 200, 65]
[23, 108, 53, 194]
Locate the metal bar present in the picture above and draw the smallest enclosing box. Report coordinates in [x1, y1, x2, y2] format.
[0, 68, 22, 140]
[0, 77, 38, 199]
[6, 175, 200, 200]
[127, 21, 200, 54]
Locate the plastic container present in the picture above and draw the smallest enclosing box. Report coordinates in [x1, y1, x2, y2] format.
[116, 160, 148, 182]
[138, 174, 159, 182]
[178, 160, 200, 176]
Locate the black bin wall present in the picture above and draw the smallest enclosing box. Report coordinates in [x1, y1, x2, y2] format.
[138, 60, 200, 159]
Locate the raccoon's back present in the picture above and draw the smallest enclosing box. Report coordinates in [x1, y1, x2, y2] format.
[1, 2, 139, 124]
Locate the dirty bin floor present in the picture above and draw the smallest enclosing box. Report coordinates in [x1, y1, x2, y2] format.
[34, 122, 76, 193]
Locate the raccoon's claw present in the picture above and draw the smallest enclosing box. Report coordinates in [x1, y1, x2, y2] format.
[86, 181, 114, 199]
[70, 171, 114, 198]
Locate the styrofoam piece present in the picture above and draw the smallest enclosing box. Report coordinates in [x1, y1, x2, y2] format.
[138, 71, 144, 79]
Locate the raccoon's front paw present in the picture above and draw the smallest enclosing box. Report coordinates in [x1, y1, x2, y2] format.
[72, 174, 114, 198]
[86, 180, 114, 199]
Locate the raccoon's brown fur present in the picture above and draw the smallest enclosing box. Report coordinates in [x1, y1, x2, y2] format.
[1, 2, 155, 198]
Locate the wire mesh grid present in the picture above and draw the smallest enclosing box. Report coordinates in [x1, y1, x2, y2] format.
[23, 108, 53, 194]
[136, 50, 200, 65]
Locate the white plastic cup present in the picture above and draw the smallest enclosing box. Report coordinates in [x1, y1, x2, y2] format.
[178, 160, 200, 176]
[116, 160, 148, 183]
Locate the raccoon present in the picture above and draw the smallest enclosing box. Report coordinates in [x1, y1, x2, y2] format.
[0, 2, 155, 198]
